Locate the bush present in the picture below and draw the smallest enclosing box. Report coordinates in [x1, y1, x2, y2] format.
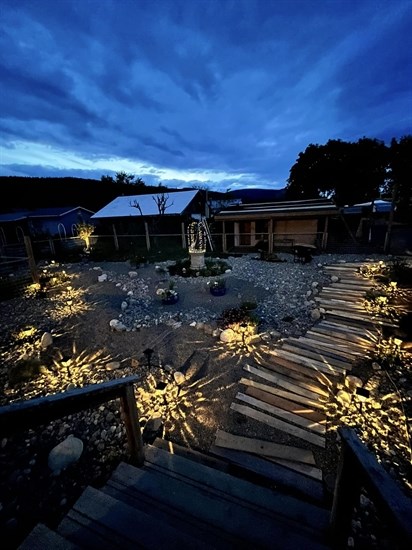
[217, 306, 260, 330]
[168, 258, 231, 277]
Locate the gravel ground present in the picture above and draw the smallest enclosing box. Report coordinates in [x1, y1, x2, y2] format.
[0, 251, 409, 548]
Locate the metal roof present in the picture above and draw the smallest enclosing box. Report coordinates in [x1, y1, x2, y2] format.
[343, 199, 392, 214]
[214, 198, 337, 220]
[0, 206, 94, 223]
[91, 190, 199, 219]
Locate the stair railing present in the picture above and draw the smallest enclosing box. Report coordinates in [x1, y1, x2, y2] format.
[330, 426, 412, 548]
[0, 375, 144, 466]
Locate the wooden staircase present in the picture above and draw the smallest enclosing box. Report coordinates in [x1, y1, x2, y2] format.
[19, 440, 333, 549]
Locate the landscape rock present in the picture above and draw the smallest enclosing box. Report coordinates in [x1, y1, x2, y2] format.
[40, 332, 53, 349]
[48, 435, 84, 473]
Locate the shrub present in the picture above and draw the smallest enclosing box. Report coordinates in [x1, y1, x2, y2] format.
[217, 306, 260, 330]
[168, 258, 231, 278]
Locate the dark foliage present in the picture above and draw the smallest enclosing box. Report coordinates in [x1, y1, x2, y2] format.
[0, 176, 171, 213]
[217, 306, 260, 329]
[168, 258, 231, 277]
[286, 136, 412, 212]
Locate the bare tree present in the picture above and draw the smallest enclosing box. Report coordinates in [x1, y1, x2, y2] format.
[153, 193, 174, 215]
[130, 200, 143, 215]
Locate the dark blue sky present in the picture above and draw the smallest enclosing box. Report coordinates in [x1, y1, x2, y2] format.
[1, 0, 411, 191]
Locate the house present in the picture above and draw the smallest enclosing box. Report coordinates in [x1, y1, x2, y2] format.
[0, 206, 95, 246]
[90, 190, 204, 234]
[213, 198, 338, 253]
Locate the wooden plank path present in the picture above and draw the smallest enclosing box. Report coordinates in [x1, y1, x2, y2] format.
[221, 261, 396, 482]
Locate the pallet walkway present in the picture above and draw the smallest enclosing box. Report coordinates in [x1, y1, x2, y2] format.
[218, 261, 396, 481]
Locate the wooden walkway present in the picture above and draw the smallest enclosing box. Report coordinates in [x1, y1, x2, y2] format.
[214, 262, 395, 480]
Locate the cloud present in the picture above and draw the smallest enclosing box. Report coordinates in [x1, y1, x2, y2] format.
[1, 0, 410, 191]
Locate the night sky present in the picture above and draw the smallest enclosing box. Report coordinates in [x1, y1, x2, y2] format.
[1, 0, 411, 191]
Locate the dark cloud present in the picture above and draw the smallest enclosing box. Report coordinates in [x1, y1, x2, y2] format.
[1, 0, 411, 190]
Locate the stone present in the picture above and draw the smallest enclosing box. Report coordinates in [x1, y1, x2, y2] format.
[331, 275, 339, 282]
[345, 375, 363, 392]
[128, 271, 138, 278]
[98, 273, 107, 282]
[189, 321, 197, 327]
[106, 361, 121, 371]
[121, 301, 128, 311]
[109, 319, 127, 331]
[310, 308, 321, 321]
[173, 371, 185, 385]
[48, 435, 83, 473]
[336, 390, 352, 406]
[40, 332, 53, 349]
[220, 328, 236, 343]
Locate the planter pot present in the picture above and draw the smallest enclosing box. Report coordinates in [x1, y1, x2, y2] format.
[162, 294, 179, 305]
[189, 251, 206, 270]
[210, 287, 226, 297]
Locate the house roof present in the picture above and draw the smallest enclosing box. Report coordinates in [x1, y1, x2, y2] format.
[342, 199, 392, 214]
[0, 206, 94, 223]
[91, 190, 200, 219]
[214, 198, 338, 221]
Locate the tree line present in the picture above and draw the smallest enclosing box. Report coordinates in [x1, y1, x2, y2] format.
[285, 136, 412, 219]
[0, 173, 169, 213]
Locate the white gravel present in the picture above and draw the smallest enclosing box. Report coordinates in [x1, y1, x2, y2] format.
[100, 252, 388, 338]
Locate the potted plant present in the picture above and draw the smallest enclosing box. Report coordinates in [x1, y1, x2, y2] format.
[209, 278, 226, 296]
[156, 281, 179, 304]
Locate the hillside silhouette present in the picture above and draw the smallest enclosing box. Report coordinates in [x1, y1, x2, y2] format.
[0, 176, 170, 213]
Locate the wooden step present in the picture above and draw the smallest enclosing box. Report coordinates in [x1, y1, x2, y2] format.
[209, 444, 326, 505]
[294, 337, 364, 359]
[151, 437, 231, 473]
[326, 309, 397, 328]
[105, 453, 331, 548]
[320, 320, 377, 337]
[231, 401, 326, 448]
[214, 429, 316, 465]
[315, 299, 366, 313]
[309, 326, 372, 347]
[266, 348, 346, 378]
[58, 485, 207, 549]
[285, 337, 357, 363]
[320, 290, 366, 301]
[281, 342, 351, 370]
[254, 354, 331, 386]
[239, 378, 326, 411]
[244, 387, 326, 425]
[18, 523, 79, 549]
[243, 364, 329, 402]
[235, 393, 326, 435]
[321, 289, 367, 299]
[256, 354, 336, 388]
[305, 330, 369, 351]
[214, 431, 322, 481]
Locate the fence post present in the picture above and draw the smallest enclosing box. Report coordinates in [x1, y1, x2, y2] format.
[112, 224, 119, 251]
[144, 222, 151, 251]
[268, 219, 274, 254]
[24, 236, 40, 284]
[222, 222, 227, 253]
[181, 222, 186, 249]
[120, 385, 145, 466]
[322, 217, 329, 250]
